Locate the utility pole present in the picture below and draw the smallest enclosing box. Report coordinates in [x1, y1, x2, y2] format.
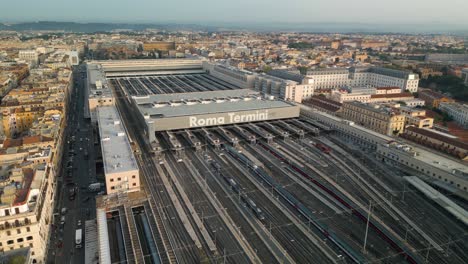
[402, 183, 407, 202]
[363, 200, 372, 254]
[269, 222, 272, 239]
[223, 248, 227, 264]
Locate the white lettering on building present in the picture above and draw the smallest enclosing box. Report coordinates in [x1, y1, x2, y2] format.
[189, 110, 269, 128]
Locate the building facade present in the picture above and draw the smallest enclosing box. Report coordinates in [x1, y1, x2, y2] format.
[341, 102, 406, 136]
[307, 67, 419, 93]
[439, 102, 468, 128]
[418, 89, 454, 108]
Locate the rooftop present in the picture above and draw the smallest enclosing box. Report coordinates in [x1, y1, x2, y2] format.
[344, 101, 402, 116]
[415, 146, 468, 175]
[134, 89, 296, 119]
[370, 92, 413, 99]
[405, 126, 468, 150]
[384, 142, 468, 175]
[97, 106, 138, 175]
[86, 63, 113, 99]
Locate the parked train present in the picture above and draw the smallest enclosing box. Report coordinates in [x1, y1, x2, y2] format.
[255, 142, 421, 264]
[315, 143, 332, 154]
[210, 160, 265, 221]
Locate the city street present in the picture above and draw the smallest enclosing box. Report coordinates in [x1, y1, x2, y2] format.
[47, 64, 99, 264]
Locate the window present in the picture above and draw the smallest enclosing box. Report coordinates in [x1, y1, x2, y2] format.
[26, 227, 30, 232]
[110, 179, 114, 182]
[111, 186, 115, 190]
[117, 177, 121, 181]
[132, 175, 136, 179]
[7, 240, 13, 245]
[6, 231, 11, 236]
[27, 236, 33, 241]
[17, 229, 20, 234]
[17, 238, 23, 243]
[133, 183, 136, 186]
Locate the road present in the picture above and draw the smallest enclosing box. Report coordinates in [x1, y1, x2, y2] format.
[47, 63, 99, 264]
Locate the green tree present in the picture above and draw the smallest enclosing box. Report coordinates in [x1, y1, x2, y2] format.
[8, 256, 26, 264]
[420, 75, 468, 102]
[297, 66, 309, 75]
[262, 65, 272, 73]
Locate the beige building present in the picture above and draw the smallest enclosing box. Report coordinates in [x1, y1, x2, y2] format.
[329, 89, 371, 103]
[97, 106, 140, 194]
[399, 107, 433, 129]
[254, 73, 314, 103]
[0, 61, 71, 263]
[307, 67, 419, 93]
[18, 50, 39, 65]
[341, 102, 405, 136]
[0, 167, 54, 263]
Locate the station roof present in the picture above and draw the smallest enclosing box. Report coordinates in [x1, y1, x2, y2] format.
[97, 106, 138, 175]
[133, 89, 296, 119]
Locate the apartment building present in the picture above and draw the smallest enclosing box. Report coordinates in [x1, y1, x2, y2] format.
[307, 67, 419, 93]
[439, 102, 468, 128]
[398, 107, 434, 129]
[18, 50, 39, 65]
[329, 88, 371, 103]
[0, 56, 71, 263]
[418, 89, 454, 108]
[1, 107, 45, 138]
[267, 69, 315, 101]
[341, 101, 406, 136]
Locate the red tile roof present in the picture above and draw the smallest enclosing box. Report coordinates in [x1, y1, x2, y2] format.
[405, 126, 468, 150]
[370, 92, 413, 99]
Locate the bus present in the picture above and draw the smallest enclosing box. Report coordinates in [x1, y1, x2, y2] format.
[75, 229, 83, 248]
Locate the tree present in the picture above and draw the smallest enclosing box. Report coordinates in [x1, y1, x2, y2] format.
[420, 75, 468, 102]
[297, 66, 309, 75]
[262, 65, 272, 73]
[8, 256, 26, 264]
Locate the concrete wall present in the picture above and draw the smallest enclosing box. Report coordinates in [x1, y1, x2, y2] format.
[105, 169, 140, 194]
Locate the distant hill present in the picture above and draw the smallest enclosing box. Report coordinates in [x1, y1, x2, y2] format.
[0, 21, 216, 33]
[1, 21, 468, 35]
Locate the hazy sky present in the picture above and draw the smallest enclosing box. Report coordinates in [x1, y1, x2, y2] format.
[2, 0, 468, 25]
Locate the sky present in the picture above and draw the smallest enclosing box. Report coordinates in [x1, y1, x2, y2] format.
[1, 0, 468, 26]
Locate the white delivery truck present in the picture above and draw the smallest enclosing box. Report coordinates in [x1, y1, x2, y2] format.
[75, 229, 83, 248]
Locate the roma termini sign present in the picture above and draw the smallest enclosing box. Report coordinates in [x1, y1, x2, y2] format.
[189, 110, 269, 128]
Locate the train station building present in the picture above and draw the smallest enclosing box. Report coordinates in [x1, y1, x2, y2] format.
[130, 89, 300, 142]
